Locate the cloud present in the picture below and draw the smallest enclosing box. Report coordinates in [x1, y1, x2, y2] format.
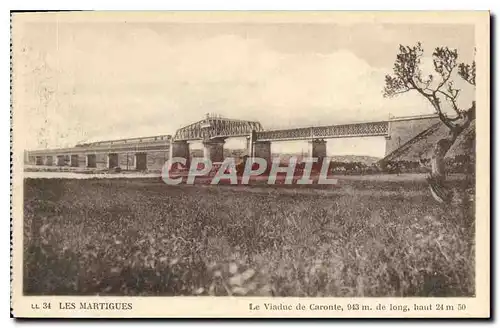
[20, 26, 456, 150]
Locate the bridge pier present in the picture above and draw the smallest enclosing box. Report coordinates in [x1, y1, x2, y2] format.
[145, 151, 169, 171]
[70, 155, 79, 167]
[135, 152, 147, 170]
[253, 140, 271, 163]
[107, 153, 119, 169]
[246, 136, 252, 157]
[308, 139, 327, 163]
[45, 156, 54, 166]
[170, 140, 190, 159]
[246, 131, 256, 157]
[203, 138, 225, 162]
[86, 154, 97, 168]
[56, 155, 65, 166]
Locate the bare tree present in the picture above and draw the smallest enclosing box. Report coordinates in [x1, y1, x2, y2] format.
[383, 42, 475, 203]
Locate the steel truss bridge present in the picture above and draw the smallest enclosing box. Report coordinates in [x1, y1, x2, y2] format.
[254, 121, 389, 141]
[174, 117, 264, 141]
[27, 116, 397, 157]
[25, 113, 441, 171]
[173, 115, 389, 142]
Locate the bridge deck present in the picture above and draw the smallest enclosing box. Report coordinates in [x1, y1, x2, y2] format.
[255, 121, 389, 141]
[28, 140, 170, 155]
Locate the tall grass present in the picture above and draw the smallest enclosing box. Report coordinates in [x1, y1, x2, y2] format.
[23, 178, 475, 296]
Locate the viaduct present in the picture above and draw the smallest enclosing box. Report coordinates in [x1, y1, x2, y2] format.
[24, 113, 441, 171]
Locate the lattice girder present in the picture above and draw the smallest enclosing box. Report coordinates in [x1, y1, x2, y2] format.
[174, 117, 264, 141]
[255, 121, 389, 141]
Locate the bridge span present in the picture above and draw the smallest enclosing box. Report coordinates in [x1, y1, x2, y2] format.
[25, 113, 440, 171]
[254, 121, 389, 141]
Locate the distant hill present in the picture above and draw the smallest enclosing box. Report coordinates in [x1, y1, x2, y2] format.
[328, 155, 382, 165]
[189, 149, 381, 165]
[272, 153, 381, 165]
[190, 149, 247, 158]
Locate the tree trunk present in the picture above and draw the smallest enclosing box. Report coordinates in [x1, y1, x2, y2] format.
[430, 137, 454, 183]
[428, 117, 473, 204]
[427, 137, 456, 204]
[431, 105, 474, 183]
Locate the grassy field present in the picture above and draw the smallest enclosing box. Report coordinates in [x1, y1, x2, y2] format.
[23, 177, 475, 297]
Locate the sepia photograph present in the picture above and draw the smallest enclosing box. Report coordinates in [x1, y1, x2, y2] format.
[10, 11, 490, 318]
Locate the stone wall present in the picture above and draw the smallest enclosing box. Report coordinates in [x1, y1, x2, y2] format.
[385, 115, 441, 155]
[118, 152, 136, 170]
[254, 141, 271, 162]
[45, 156, 54, 166]
[308, 139, 327, 161]
[78, 155, 87, 167]
[147, 151, 168, 171]
[203, 141, 225, 162]
[95, 153, 107, 169]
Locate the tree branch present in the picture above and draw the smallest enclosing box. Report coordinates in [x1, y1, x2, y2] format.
[436, 89, 460, 117]
[383, 43, 473, 134]
[458, 61, 476, 86]
[387, 89, 411, 96]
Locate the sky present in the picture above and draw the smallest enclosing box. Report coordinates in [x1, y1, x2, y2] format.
[14, 14, 475, 157]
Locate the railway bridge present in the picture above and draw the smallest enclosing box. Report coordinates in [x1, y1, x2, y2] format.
[25, 113, 441, 171]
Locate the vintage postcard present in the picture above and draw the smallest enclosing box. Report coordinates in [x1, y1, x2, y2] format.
[10, 11, 490, 318]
